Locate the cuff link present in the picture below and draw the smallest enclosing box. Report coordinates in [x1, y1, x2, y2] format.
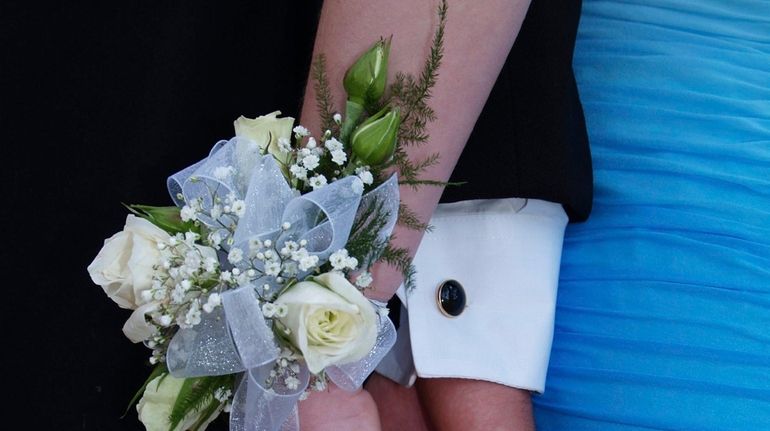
[436, 279, 466, 317]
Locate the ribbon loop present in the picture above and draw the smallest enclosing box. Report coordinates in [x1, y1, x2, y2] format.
[167, 139, 229, 207]
[282, 176, 362, 262]
[232, 156, 297, 254]
[230, 363, 310, 431]
[166, 305, 246, 377]
[166, 284, 279, 378]
[222, 285, 281, 370]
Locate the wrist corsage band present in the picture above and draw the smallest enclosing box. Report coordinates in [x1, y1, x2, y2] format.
[87, 2, 448, 430]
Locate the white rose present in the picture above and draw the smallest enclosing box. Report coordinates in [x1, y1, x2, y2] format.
[137, 374, 222, 431]
[234, 111, 294, 168]
[274, 271, 378, 374]
[88, 215, 170, 310]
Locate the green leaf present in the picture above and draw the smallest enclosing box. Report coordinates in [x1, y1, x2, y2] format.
[122, 364, 168, 418]
[122, 203, 200, 235]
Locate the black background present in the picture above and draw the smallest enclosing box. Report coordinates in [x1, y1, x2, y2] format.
[4, 2, 322, 429]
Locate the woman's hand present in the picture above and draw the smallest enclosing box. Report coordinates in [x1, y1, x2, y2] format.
[298, 382, 381, 431]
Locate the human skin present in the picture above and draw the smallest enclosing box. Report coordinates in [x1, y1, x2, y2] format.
[297, 0, 535, 429]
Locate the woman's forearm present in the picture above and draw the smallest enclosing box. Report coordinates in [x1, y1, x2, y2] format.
[300, 0, 532, 301]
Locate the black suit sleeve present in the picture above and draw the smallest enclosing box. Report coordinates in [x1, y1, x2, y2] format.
[440, 0, 593, 222]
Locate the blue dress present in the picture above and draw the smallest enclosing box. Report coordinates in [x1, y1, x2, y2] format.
[533, 1, 770, 429]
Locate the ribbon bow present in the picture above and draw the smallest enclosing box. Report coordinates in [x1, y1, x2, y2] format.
[163, 137, 398, 430]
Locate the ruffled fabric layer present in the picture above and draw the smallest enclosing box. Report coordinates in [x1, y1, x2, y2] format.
[534, 1, 770, 429]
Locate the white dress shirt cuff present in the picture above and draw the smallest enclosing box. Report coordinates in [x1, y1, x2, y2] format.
[377, 198, 567, 393]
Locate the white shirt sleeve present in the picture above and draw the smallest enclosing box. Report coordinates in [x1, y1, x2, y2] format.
[375, 197, 568, 393]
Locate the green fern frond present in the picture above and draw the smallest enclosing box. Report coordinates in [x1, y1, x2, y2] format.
[398, 203, 433, 232]
[396, 153, 441, 184]
[347, 197, 393, 268]
[398, 179, 464, 189]
[168, 375, 234, 431]
[380, 243, 417, 291]
[412, 0, 447, 116]
[389, 0, 446, 132]
[189, 397, 224, 431]
[312, 54, 337, 135]
[383, 0, 448, 203]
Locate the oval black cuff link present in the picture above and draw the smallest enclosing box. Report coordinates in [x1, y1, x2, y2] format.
[437, 279, 466, 317]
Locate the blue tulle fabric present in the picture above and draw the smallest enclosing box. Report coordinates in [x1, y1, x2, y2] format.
[533, 1, 770, 429]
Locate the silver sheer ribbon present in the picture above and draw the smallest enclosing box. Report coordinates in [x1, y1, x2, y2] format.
[164, 137, 399, 430]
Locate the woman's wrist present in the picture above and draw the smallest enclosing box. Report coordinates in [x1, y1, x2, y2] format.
[298, 379, 382, 431]
[363, 260, 406, 302]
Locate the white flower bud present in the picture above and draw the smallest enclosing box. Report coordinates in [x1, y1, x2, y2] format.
[207, 293, 221, 307]
[262, 303, 277, 318]
[141, 290, 154, 302]
[158, 315, 172, 327]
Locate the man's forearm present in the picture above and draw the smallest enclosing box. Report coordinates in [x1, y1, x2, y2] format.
[299, 0, 533, 301]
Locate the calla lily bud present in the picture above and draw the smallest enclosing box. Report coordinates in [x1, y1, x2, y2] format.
[351, 106, 400, 166]
[343, 37, 391, 107]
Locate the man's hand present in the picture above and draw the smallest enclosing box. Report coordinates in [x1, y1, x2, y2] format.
[298, 382, 381, 431]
